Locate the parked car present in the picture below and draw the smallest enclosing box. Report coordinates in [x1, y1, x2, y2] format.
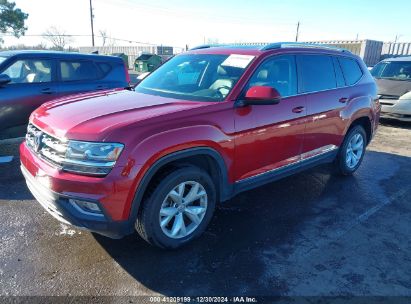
[0, 50, 130, 139]
[371, 56, 411, 121]
[20, 43, 380, 249]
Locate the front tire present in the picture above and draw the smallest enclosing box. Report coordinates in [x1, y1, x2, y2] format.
[335, 125, 367, 175]
[135, 166, 216, 249]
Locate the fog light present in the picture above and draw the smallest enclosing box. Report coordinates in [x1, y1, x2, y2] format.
[69, 199, 103, 216]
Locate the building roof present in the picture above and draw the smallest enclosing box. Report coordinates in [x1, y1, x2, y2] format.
[382, 56, 411, 62]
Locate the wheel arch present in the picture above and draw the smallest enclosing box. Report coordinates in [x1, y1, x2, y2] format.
[128, 147, 233, 223]
[347, 116, 373, 145]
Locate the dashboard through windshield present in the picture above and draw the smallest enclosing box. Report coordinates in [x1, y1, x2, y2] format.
[135, 54, 255, 101]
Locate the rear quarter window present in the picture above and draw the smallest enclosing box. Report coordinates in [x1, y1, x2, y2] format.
[338, 57, 363, 85]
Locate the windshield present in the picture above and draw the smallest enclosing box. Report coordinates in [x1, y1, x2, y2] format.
[371, 61, 411, 81]
[135, 53, 254, 102]
[0, 56, 7, 66]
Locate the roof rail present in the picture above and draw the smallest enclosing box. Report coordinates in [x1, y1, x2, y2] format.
[260, 42, 351, 53]
[189, 44, 224, 50]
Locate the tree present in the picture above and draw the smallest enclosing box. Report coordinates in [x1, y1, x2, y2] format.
[0, 0, 28, 43]
[42, 26, 72, 50]
[99, 29, 108, 46]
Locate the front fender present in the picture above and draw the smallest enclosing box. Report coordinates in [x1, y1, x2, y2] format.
[121, 124, 235, 221]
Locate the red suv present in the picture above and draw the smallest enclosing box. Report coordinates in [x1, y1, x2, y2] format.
[20, 43, 380, 248]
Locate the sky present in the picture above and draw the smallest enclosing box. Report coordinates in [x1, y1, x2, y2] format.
[1, 0, 411, 49]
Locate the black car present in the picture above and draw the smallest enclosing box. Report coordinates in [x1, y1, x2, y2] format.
[0, 50, 130, 139]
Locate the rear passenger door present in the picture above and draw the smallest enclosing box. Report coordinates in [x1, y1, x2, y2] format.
[297, 54, 348, 157]
[57, 60, 107, 96]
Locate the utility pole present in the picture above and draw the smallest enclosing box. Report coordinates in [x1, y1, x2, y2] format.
[394, 34, 402, 44]
[89, 0, 95, 47]
[295, 21, 300, 42]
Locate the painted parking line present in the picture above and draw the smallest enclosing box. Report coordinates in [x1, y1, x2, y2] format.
[0, 156, 14, 164]
[0, 137, 25, 145]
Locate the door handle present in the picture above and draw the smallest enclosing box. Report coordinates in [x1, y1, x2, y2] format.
[41, 88, 55, 94]
[292, 106, 305, 113]
[339, 97, 349, 103]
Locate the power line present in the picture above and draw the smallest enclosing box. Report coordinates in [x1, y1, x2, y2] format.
[0, 33, 157, 45]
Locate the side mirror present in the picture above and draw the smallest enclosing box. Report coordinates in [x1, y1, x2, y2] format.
[239, 86, 281, 106]
[0, 74, 11, 87]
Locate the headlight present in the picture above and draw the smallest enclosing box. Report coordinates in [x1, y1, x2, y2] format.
[63, 141, 124, 176]
[399, 91, 411, 100]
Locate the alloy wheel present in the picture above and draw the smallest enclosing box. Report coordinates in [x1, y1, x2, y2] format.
[346, 133, 364, 169]
[159, 181, 208, 239]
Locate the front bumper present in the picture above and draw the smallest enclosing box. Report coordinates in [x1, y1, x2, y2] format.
[21, 164, 132, 238]
[20, 142, 137, 238]
[380, 98, 411, 122]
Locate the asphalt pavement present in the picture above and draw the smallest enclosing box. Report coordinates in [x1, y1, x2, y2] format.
[0, 120, 410, 297]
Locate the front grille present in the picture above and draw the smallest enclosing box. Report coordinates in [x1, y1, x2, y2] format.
[26, 123, 67, 168]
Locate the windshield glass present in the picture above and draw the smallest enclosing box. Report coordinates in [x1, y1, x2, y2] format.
[135, 53, 255, 102]
[371, 61, 411, 81]
[0, 56, 7, 66]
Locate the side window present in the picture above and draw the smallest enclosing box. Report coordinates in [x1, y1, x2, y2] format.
[338, 57, 363, 85]
[60, 61, 99, 81]
[246, 55, 297, 97]
[332, 57, 346, 87]
[299, 55, 336, 93]
[2, 59, 53, 83]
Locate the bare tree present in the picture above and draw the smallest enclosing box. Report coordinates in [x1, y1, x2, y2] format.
[42, 26, 72, 50]
[206, 38, 219, 45]
[99, 29, 108, 46]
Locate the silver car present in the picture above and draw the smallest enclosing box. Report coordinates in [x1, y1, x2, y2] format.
[371, 56, 411, 122]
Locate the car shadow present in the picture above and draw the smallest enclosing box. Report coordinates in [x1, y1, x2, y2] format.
[93, 151, 411, 296]
[0, 140, 36, 200]
[379, 118, 411, 130]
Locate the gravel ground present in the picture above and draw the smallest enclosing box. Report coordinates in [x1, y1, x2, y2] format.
[0, 119, 410, 298]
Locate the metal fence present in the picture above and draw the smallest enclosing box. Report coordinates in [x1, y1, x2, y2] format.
[306, 40, 383, 66]
[381, 42, 411, 59]
[79, 45, 184, 69]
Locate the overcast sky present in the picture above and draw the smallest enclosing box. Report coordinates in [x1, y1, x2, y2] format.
[2, 0, 411, 48]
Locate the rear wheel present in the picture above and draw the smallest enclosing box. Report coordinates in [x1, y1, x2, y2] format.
[335, 125, 367, 175]
[135, 166, 216, 249]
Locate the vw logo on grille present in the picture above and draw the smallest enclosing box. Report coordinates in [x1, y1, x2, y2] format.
[33, 132, 43, 152]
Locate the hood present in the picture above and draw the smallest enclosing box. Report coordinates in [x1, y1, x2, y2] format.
[375, 78, 411, 97]
[31, 89, 212, 140]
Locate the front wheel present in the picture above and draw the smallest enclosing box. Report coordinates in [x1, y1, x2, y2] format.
[335, 125, 367, 175]
[135, 166, 216, 249]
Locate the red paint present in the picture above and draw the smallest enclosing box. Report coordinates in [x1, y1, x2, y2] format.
[245, 86, 281, 101]
[20, 46, 380, 224]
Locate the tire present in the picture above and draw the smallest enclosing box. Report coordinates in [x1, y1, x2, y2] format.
[335, 125, 367, 175]
[135, 166, 216, 249]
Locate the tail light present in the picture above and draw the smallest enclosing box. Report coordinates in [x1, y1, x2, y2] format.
[124, 63, 130, 84]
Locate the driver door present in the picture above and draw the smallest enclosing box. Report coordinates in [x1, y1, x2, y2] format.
[233, 55, 307, 182]
[0, 57, 58, 136]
